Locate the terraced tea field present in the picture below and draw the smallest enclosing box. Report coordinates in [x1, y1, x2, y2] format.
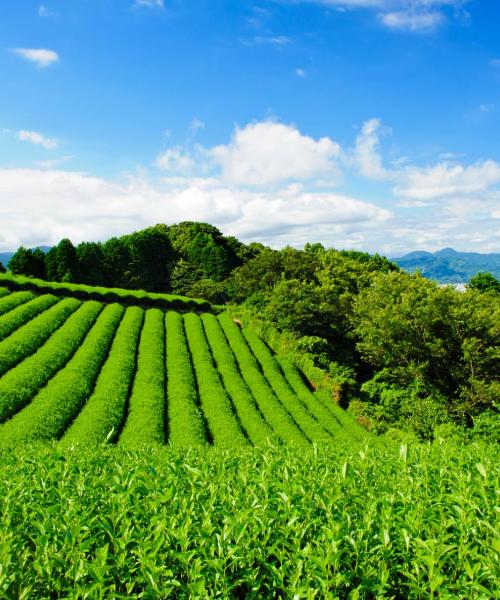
[0, 287, 363, 447]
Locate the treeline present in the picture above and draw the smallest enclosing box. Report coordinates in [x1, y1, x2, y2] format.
[5, 223, 264, 296]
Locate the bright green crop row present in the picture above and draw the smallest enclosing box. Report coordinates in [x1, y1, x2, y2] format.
[119, 309, 166, 447]
[0, 294, 59, 342]
[242, 329, 333, 445]
[0, 300, 101, 422]
[0, 287, 9, 298]
[165, 311, 207, 446]
[61, 306, 144, 447]
[184, 313, 247, 447]
[218, 313, 308, 447]
[275, 355, 345, 437]
[0, 303, 124, 445]
[201, 313, 274, 445]
[0, 297, 81, 378]
[0, 291, 34, 316]
[0, 440, 497, 598]
[0, 272, 211, 312]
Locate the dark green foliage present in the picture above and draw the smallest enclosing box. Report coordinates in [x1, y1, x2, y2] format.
[469, 271, 500, 294]
[0, 303, 124, 445]
[61, 307, 144, 446]
[76, 242, 106, 285]
[46, 238, 80, 282]
[119, 309, 166, 447]
[352, 271, 500, 434]
[0, 261, 5, 273]
[0, 441, 497, 597]
[7, 246, 46, 278]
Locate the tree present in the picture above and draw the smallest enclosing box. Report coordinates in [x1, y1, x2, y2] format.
[76, 242, 105, 285]
[8, 246, 46, 278]
[49, 239, 80, 282]
[0, 261, 5, 273]
[469, 271, 500, 294]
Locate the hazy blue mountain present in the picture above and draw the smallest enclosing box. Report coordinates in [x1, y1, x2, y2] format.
[394, 248, 500, 283]
[0, 246, 52, 269]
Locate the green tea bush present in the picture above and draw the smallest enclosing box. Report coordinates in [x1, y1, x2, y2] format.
[0, 297, 81, 377]
[243, 328, 333, 445]
[0, 300, 101, 422]
[201, 313, 274, 445]
[184, 313, 247, 447]
[0, 290, 34, 316]
[218, 313, 308, 447]
[119, 308, 166, 447]
[61, 306, 144, 447]
[0, 440, 496, 598]
[165, 311, 207, 446]
[0, 294, 59, 341]
[0, 303, 124, 445]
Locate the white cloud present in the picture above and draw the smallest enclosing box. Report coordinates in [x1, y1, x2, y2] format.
[489, 58, 500, 68]
[296, 68, 306, 77]
[11, 48, 59, 67]
[155, 147, 195, 173]
[38, 5, 57, 17]
[35, 156, 74, 169]
[395, 160, 500, 199]
[187, 117, 205, 140]
[134, 0, 164, 7]
[352, 118, 393, 180]
[0, 168, 390, 251]
[293, 1, 469, 32]
[379, 10, 444, 31]
[478, 103, 494, 113]
[241, 35, 292, 47]
[210, 120, 341, 186]
[18, 130, 58, 150]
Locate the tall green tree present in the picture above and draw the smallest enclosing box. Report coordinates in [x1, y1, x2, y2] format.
[8, 246, 46, 278]
[469, 271, 500, 294]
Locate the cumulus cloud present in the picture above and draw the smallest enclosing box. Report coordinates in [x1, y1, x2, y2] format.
[379, 10, 444, 31]
[155, 147, 195, 173]
[0, 168, 390, 251]
[11, 48, 59, 67]
[18, 130, 58, 149]
[352, 118, 393, 180]
[210, 120, 341, 186]
[395, 160, 500, 199]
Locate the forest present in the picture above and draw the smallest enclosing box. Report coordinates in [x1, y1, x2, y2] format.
[2, 221, 499, 442]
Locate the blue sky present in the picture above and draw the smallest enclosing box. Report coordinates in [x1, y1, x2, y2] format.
[0, 0, 499, 255]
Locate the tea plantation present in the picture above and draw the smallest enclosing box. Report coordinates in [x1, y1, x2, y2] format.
[0, 285, 497, 598]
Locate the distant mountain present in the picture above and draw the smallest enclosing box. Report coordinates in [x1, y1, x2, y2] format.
[0, 246, 52, 269]
[394, 248, 500, 283]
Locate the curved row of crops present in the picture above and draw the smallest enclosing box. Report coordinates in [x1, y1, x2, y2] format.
[0, 289, 367, 447]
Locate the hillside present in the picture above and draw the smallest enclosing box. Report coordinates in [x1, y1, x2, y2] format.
[394, 247, 500, 283]
[0, 285, 364, 447]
